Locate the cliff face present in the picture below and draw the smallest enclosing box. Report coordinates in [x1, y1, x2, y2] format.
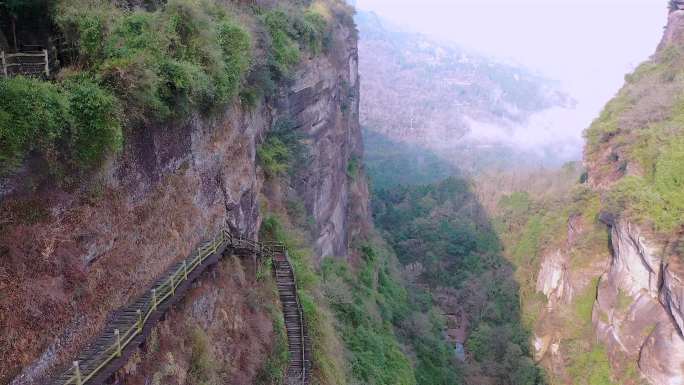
[586, 9, 684, 385]
[0, 4, 364, 385]
[593, 219, 684, 385]
[531, 9, 684, 385]
[279, 21, 367, 259]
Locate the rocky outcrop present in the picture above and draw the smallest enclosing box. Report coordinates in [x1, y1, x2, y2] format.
[282, 17, 366, 259]
[1, 6, 364, 385]
[536, 249, 573, 307]
[593, 218, 684, 385]
[532, 214, 608, 371]
[662, 262, 684, 335]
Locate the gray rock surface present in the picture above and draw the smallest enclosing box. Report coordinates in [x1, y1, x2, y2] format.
[594, 219, 684, 385]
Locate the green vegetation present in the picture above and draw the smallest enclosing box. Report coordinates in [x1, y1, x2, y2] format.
[0, 0, 334, 177]
[0, 75, 122, 174]
[63, 75, 123, 167]
[568, 344, 615, 385]
[321, 244, 461, 385]
[488, 170, 616, 384]
[373, 177, 544, 384]
[373, 177, 500, 286]
[562, 279, 617, 385]
[263, 10, 301, 78]
[255, 305, 289, 385]
[257, 119, 308, 178]
[572, 278, 599, 329]
[606, 138, 684, 232]
[0, 0, 254, 175]
[56, 0, 252, 119]
[263, 7, 330, 79]
[258, 136, 292, 177]
[584, 44, 684, 235]
[260, 192, 460, 384]
[188, 326, 217, 384]
[346, 156, 360, 179]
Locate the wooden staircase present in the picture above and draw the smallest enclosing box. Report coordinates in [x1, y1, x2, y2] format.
[274, 252, 312, 385]
[44, 229, 312, 385]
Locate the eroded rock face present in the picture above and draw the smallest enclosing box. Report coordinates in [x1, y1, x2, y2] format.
[593, 219, 684, 385]
[283, 19, 366, 259]
[532, 215, 609, 378]
[536, 249, 573, 307]
[2, 12, 364, 385]
[661, 261, 684, 335]
[639, 320, 684, 385]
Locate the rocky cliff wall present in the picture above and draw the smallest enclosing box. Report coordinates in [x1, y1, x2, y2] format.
[0, 5, 365, 385]
[586, 10, 684, 385]
[592, 218, 684, 385]
[532, 9, 684, 385]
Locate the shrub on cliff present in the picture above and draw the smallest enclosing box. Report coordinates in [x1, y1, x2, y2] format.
[0, 75, 121, 174]
[264, 10, 301, 79]
[62, 75, 122, 168]
[263, 7, 330, 79]
[0, 76, 69, 173]
[257, 136, 292, 177]
[257, 119, 308, 178]
[56, 0, 252, 120]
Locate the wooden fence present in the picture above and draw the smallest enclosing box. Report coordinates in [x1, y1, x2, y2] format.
[50, 228, 291, 385]
[1, 49, 50, 78]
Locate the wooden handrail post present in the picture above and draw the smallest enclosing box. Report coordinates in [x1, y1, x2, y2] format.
[1, 51, 6, 77]
[170, 274, 175, 295]
[151, 288, 158, 311]
[73, 361, 82, 385]
[183, 260, 189, 280]
[43, 49, 49, 77]
[136, 309, 143, 333]
[114, 329, 122, 357]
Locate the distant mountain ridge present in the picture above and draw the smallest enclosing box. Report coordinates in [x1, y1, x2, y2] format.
[357, 10, 576, 170]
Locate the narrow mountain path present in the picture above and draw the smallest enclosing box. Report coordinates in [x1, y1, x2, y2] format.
[48, 229, 310, 385]
[274, 251, 312, 385]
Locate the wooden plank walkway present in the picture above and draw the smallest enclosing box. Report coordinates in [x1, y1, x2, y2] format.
[46, 229, 311, 385]
[274, 251, 312, 385]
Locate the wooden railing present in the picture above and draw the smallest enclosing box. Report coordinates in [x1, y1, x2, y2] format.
[1, 49, 50, 78]
[284, 250, 311, 384]
[50, 228, 289, 385]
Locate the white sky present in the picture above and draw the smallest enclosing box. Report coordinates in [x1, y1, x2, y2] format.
[354, 0, 668, 160]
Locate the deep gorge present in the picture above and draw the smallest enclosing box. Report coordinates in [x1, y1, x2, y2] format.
[2, 1, 684, 385]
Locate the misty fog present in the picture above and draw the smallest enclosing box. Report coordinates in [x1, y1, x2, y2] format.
[354, 0, 666, 162]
